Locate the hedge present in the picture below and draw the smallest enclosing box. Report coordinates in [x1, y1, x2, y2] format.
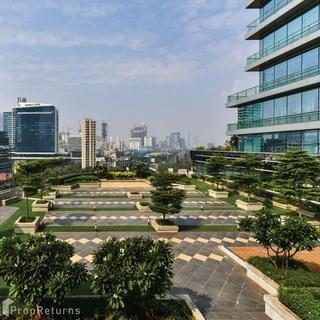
[49, 173, 98, 185]
[64, 175, 98, 184]
[279, 287, 320, 320]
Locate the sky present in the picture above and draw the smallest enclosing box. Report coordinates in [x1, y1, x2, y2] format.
[0, 0, 259, 146]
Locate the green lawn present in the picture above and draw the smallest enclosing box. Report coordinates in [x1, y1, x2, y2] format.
[0, 200, 46, 237]
[60, 195, 127, 199]
[54, 207, 138, 212]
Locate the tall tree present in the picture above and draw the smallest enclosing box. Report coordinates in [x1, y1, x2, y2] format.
[225, 135, 238, 151]
[271, 148, 320, 213]
[232, 155, 261, 201]
[0, 234, 87, 320]
[150, 174, 185, 222]
[206, 155, 228, 190]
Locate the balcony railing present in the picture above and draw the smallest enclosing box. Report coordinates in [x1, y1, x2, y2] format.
[247, 21, 320, 67]
[227, 65, 320, 104]
[247, 0, 293, 33]
[227, 111, 320, 133]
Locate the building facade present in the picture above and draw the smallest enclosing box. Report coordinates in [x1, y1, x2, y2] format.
[68, 135, 82, 158]
[81, 118, 96, 169]
[101, 122, 108, 141]
[227, 0, 320, 155]
[13, 102, 59, 154]
[130, 124, 147, 148]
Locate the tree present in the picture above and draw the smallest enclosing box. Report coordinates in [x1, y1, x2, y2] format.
[134, 162, 151, 178]
[271, 148, 320, 214]
[0, 234, 87, 320]
[231, 155, 261, 201]
[150, 174, 185, 222]
[225, 135, 238, 151]
[238, 208, 320, 271]
[21, 185, 36, 221]
[91, 237, 174, 317]
[206, 155, 228, 190]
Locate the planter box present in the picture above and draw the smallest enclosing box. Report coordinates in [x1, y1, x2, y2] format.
[2, 196, 20, 206]
[79, 182, 99, 188]
[264, 295, 301, 320]
[309, 220, 320, 229]
[14, 216, 41, 234]
[172, 184, 196, 191]
[44, 191, 58, 201]
[32, 200, 52, 213]
[136, 201, 151, 212]
[150, 219, 179, 233]
[126, 192, 143, 200]
[235, 199, 263, 211]
[208, 189, 229, 199]
[53, 184, 79, 191]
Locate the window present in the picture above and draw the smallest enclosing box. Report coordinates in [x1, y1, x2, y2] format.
[275, 62, 287, 80]
[273, 132, 287, 153]
[303, 6, 319, 28]
[288, 55, 302, 75]
[288, 93, 301, 115]
[302, 89, 318, 113]
[263, 133, 273, 152]
[263, 100, 274, 119]
[274, 97, 287, 117]
[288, 16, 302, 37]
[303, 130, 318, 154]
[302, 48, 319, 70]
[287, 131, 302, 149]
[262, 67, 274, 84]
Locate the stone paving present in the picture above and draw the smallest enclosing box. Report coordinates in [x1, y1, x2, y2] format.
[0, 206, 17, 224]
[56, 231, 269, 320]
[44, 209, 251, 226]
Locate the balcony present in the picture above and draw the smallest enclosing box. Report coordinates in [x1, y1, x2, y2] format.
[227, 65, 320, 105]
[246, 21, 320, 69]
[227, 111, 320, 134]
[247, 0, 293, 33]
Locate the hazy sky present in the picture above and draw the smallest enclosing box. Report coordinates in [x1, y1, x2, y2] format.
[0, 0, 259, 146]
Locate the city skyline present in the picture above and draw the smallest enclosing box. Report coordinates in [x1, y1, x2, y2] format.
[0, 0, 258, 146]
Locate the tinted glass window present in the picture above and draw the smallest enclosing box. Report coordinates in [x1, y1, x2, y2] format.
[288, 93, 301, 115]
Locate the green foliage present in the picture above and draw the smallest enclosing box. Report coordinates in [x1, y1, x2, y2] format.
[134, 162, 151, 178]
[0, 234, 87, 313]
[231, 155, 261, 200]
[151, 173, 178, 190]
[64, 175, 98, 184]
[237, 216, 255, 232]
[91, 237, 174, 315]
[279, 287, 320, 320]
[248, 257, 320, 287]
[239, 208, 319, 270]
[271, 148, 320, 208]
[225, 135, 239, 151]
[105, 171, 136, 180]
[206, 155, 227, 190]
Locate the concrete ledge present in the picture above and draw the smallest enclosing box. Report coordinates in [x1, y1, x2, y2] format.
[126, 192, 143, 201]
[44, 191, 59, 201]
[14, 216, 41, 234]
[264, 295, 301, 320]
[173, 184, 196, 191]
[208, 190, 229, 199]
[150, 219, 179, 233]
[235, 199, 263, 211]
[219, 245, 247, 268]
[79, 182, 99, 188]
[136, 201, 151, 212]
[32, 200, 52, 213]
[53, 184, 79, 191]
[2, 197, 20, 206]
[177, 294, 206, 320]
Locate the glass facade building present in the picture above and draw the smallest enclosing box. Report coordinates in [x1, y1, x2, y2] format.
[227, 0, 320, 155]
[13, 103, 59, 153]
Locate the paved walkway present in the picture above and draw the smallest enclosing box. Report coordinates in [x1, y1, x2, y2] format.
[55, 231, 269, 320]
[44, 210, 251, 226]
[0, 206, 17, 224]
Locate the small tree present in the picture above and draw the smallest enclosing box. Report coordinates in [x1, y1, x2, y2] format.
[91, 237, 174, 317]
[206, 155, 227, 190]
[238, 208, 319, 271]
[0, 234, 87, 320]
[150, 174, 185, 222]
[231, 155, 261, 201]
[271, 148, 320, 214]
[134, 162, 151, 179]
[21, 185, 36, 221]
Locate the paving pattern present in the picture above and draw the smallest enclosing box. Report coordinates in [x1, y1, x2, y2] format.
[56, 231, 269, 320]
[44, 209, 252, 226]
[0, 206, 17, 224]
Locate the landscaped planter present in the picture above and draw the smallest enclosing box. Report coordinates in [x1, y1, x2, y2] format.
[14, 216, 42, 234]
[309, 220, 320, 229]
[79, 182, 99, 188]
[53, 184, 79, 191]
[172, 184, 196, 191]
[264, 295, 301, 320]
[32, 200, 52, 212]
[208, 189, 229, 199]
[2, 196, 20, 206]
[44, 191, 58, 201]
[235, 199, 263, 211]
[136, 201, 151, 212]
[150, 219, 179, 233]
[126, 192, 143, 200]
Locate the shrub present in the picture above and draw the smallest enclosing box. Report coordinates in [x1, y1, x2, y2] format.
[279, 287, 320, 320]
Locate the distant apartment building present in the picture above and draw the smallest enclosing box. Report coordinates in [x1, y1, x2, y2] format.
[128, 138, 141, 151]
[101, 122, 108, 141]
[130, 124, 147, 148]
[166, 132, 186, 150]
[81, 118, 96, 169]
[144, 136, 156, 149]
[68, 134, 82, 158]
[10, 99, 59, 154]
[226, 0, 320, 154]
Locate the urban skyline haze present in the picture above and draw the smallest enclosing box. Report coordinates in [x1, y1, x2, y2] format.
[0, 0, 258, 145]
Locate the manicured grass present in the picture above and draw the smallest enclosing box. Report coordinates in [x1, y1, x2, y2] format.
[44, 225, 154, 232]
[248, 256, 320, 288]
[60, 195, 127, 199]
[54, 207, 138, 212]
[0, 200, 46, 237]
[183, 206, 241, 211]
[189, 178, 211, 193]
[179, 225, 237, 232]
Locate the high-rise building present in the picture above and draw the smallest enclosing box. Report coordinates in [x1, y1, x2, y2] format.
[101, 122, 108, 141]
[144, 136, 156, 149]
[3, 112, 14, 148]
[13, 100, 59, 153]
[68, 134, 82, 158]
[130, 124, 147, 148]
[166, 132, 186, 150]
[81, 118, 96, 169]
[128, 138, 141, 151]
[227, 1, 320, 154]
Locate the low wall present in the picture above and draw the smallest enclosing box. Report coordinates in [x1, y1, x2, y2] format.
[53, 184, 79, 191]
[264, 295, 301, 320]
[2, 197, 20, 206]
